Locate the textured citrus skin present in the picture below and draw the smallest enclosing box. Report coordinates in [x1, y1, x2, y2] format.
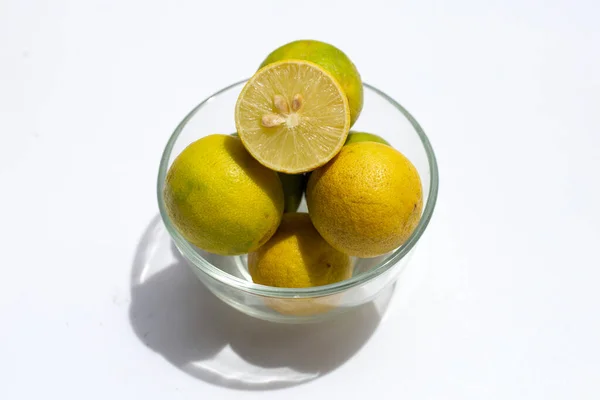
[306, 142, 423, 258]
[345, 131, 390, 146]
[248, 213, 351, 288]
[163, 134, 284, 255]
[260, 40, 363, 126]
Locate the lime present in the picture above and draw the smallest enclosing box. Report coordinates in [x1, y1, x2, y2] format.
[235, 60, 351, 173]
[279, 173, 306, 212]
[345, 131, 390, 146]
[306, 142, 423, 258]
[260, 40, 363, 126]
[163, 134, 284, 255]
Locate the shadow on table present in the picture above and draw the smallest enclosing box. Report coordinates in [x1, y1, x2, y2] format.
[129, 215, 392, 390]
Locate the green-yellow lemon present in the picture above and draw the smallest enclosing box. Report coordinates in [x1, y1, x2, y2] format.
[345, 131, 390, 146]
[163, 134, 284, 255]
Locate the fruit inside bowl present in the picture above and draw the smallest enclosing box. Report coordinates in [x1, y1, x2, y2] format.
[157, 40, 438, 323]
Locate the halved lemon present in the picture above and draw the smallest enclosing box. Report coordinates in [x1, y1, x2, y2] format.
[235, 60, 351, 174]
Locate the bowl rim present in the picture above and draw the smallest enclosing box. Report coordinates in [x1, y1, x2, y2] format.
[157, 79, 439, 298]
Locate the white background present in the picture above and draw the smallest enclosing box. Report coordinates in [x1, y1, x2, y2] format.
[1, 1, 599, 399]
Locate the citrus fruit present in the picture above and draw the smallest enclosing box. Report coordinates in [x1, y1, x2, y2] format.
[306, 142, 423, 258]
[231, 132, 305, 212]
[279, 173, 306, 212]
[304, 131, 391, 181]
[260, 40, 363, 126]
[262, 295, 342, 317]
[163, 134, 284, 255]
[235, 60, 351, 174]
[248, 213, 351, 288]
[345, 131, 390, 146]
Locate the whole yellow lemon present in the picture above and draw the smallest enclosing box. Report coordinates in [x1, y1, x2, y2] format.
[306, 142, 423, 258]
[163, 134, 284, 255]
[248, 213, 351, 288]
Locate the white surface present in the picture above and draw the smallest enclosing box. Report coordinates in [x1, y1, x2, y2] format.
[1, 1, 599, 399]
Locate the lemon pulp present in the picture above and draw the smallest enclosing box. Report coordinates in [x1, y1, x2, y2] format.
[259, 40, 363, 126]
[235, 60, 351, 174]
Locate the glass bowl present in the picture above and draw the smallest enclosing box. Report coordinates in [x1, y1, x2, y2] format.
[157, 80, 439, 323]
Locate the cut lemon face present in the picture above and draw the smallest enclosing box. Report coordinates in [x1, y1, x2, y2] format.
[235, 60, 351, 174]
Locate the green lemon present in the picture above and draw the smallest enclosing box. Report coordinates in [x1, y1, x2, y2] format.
[345, 131, 390, 146]
[279, 173, 306, 212]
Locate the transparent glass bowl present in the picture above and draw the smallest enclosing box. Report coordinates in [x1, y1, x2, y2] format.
[157, 80, 439, 323]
